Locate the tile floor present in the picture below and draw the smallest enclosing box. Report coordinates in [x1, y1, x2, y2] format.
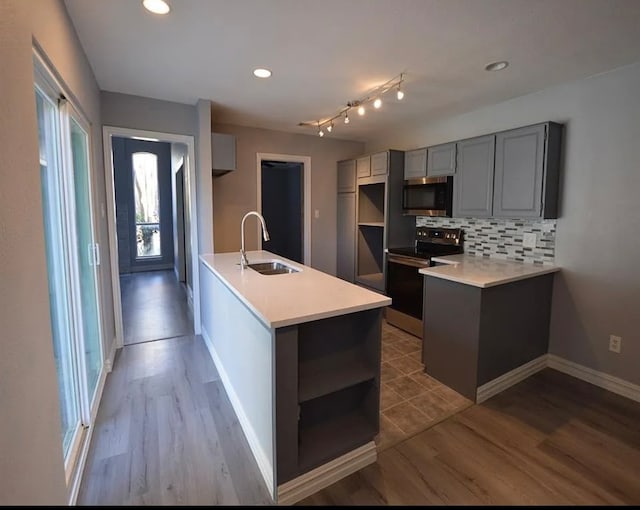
[375, 320, 473, 451]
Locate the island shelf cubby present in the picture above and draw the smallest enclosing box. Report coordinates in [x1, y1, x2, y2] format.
[275, 308, 382, 484]
[298, 380, 378, 473]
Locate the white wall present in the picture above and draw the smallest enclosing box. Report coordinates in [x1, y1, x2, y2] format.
[199, 262, 274, 494]
[367, 62, 640, 386]
[0, 0, 107, 503]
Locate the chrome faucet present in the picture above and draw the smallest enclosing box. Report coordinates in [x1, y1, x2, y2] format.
[240, 211, 270, 269]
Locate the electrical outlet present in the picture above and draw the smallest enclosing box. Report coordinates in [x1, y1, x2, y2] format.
[523, 232, 537, 248]
[609, 335, 622, 353]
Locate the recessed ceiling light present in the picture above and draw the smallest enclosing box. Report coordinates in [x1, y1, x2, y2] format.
[253, 68, 272, 78]
[485, 61, 509, 72]
[142, 0, 170, 15]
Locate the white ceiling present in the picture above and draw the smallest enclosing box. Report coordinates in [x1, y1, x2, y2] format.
[65, 0, 640, 142]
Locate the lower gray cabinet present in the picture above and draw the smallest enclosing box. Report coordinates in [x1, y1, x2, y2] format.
[453, 135, 496, 218]
[493, 122, 562, 219]
[423, 274, 554, 401]
[337, 192, 356, 282]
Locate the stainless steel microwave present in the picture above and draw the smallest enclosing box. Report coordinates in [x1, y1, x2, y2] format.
[402, 176, 453, 216]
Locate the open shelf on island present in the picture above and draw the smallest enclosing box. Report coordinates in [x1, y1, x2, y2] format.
[299, 346, 376, 403]
[298, 380, 378, 473]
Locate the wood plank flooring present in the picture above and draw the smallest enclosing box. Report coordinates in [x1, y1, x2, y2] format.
[77, 335, 272, 505]
[120, 270, 193, 345]
[300, 368, 640, 505]
[80, 321, 640, 505]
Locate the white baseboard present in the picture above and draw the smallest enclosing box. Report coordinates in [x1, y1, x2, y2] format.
[277, 442, 377, 506]
[201, 327, 275, 498]
[548, 354, 640, 403]
[476, 354, 548, 403]
[476, 353, 640, 405]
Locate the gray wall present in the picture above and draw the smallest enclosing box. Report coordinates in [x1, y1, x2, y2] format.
[212, 124, 364, 275]
[0, 0, 109, 503]
[367, 62, 640, 386]
[101, 91, 196, 135]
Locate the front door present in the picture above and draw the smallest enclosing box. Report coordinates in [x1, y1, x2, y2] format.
[113, 137, 174, 272]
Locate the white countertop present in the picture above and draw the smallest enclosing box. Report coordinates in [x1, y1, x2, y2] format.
[418, 254, 560, 288]
[200, 251, 391, 328]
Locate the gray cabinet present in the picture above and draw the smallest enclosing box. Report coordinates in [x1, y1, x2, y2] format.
[211, 132, 236, 175]
[423, 273, 554, 402]
[356, 156, 371, 178]
[403, 148, 427, 180]
[337, 192, 356, 282]
[337, 159, 356, 282]
[427, 142, 456, 176]
[493, 122, 562, 219]
[453, 135, 496, 218]
[371, 151, 388, 176]
[337, 159, 356, 193]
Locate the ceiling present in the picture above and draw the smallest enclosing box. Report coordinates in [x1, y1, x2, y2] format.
[65, 0, 640, 142]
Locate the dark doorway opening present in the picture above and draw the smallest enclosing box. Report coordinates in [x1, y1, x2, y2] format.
[261, 160, 304, 263]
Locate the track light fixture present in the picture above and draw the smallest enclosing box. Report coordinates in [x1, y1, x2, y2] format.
[299, 73, 406, 136]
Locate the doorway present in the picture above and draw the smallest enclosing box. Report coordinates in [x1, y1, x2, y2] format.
[256, 153, 312, 265]
[111, 137, 193, 346]
[103, 127, 200, 349]
[261, 161, 303, 263]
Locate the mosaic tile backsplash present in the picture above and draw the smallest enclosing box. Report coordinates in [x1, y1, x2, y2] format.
[416, 217, 557, 265]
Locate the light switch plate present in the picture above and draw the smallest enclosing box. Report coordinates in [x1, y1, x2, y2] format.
[523, 232, 537, 248]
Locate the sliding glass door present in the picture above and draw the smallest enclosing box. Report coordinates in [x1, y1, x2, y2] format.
[36, 87, 83, 459]
[35, 58, 104, 481]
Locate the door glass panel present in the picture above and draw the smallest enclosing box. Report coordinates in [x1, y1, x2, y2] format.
[132, 152, 161, 258]
[69, 117, 102, 401]
[36, 88, 81, 457]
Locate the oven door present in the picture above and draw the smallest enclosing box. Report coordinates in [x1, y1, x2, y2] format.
[386, 254, 429, 320]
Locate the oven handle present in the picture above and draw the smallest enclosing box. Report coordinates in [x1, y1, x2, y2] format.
[387, 254, 430, 268]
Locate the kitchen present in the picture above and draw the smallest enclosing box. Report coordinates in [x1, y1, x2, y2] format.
[3, 0, 640, 506]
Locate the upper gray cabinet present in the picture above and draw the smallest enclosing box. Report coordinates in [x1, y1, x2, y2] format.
[356, 156, 371, 178]
[427, 142, 456, 176]
[453, 135, 496, 218]
[403, 148, 427, 180]
[337, 159, 356, 193]
[493, 122, 562, 219]
[211, 132, 236, 175]
[371, 151, 389, 176]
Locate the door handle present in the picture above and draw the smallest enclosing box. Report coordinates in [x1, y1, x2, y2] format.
[94, 243, 100, 266]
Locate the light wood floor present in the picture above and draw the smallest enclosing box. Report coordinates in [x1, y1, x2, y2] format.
[79, 330, 640, 505]
[120, 270, 193, 345]
[77, 335, 272, 505]
[301, 368, 640, 505]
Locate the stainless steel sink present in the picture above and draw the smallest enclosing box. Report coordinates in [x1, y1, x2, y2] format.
[248, 261, 300, 275]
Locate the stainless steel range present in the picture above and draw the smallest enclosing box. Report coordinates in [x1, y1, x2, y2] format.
[386, 227, 463, 337]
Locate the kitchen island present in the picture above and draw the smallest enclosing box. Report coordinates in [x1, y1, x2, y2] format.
[420, 255, 560, 403]
[199, 251, 390, 504]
